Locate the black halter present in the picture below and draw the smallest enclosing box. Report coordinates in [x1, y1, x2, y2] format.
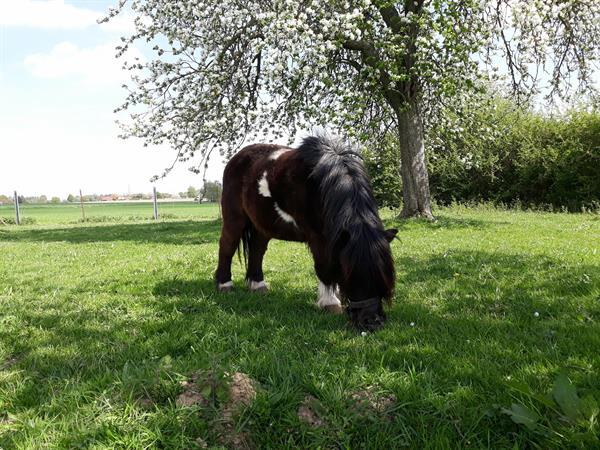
[346, 297, 380, 310]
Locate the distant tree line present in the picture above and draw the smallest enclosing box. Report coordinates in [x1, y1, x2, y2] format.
[179, 181, 222, 202]
[2, 184, 225, 205]
[0, 195, 61, 205]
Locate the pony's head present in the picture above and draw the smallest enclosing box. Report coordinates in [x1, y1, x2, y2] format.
[301, 134, 397, 332]
[336, 226, 397, 332]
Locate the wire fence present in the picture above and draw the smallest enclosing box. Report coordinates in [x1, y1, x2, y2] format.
[0, 189, 221, 226]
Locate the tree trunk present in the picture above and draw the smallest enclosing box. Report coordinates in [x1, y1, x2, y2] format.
[397, 101, 434, 220]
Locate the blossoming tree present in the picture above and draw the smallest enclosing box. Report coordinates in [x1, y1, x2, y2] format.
[106, 0, 599, 218]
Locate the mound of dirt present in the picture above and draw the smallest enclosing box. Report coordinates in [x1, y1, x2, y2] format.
[175, 370, 259, 448]
[176, 371, 210, 407]
[136, 396, 154, 409]
[222, 372, 257, 418]
[298, 395, 326, 428]
[219, 372, 258, 450]
[351, 386, 396, 414]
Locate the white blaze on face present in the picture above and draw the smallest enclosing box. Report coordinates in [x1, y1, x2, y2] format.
[269, 148, 291, 160]
[274, 202, 297, 227]
[258, 170, 271, 197]
[316, 281, 341, 308]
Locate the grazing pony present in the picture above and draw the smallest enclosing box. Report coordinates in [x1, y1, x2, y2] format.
[215, 135, 397, 331]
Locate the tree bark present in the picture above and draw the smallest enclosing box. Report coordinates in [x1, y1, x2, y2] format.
[396, 101, 435, 220]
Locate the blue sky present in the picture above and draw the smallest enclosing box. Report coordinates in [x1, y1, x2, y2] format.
[0, 0, 224, 199]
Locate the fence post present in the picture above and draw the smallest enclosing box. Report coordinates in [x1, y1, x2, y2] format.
[79, 189, 86, 221]
[153, 186, 159, 221]
[14, 190, 20, 225]
[217, 187, 222, 220]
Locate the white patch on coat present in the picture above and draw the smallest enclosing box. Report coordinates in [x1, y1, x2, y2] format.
[218, 281, 233, 289]
[274, 202, 297, 227]
[258, 171, 271, 197]
[247, 280, 267, 291]
[316, 281, 342, 308]
[269, 148, 291, 160]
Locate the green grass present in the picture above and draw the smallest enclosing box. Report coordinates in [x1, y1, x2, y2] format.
[0, 205, 598, 448]
[0, 202, 219, 224]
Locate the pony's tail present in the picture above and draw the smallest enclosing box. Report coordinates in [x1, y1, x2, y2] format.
[238, 225, 252, 270]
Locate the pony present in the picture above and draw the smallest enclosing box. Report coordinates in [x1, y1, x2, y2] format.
[215, 135, 397, 332]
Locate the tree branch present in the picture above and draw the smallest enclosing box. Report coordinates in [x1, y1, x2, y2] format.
[343, 39, 406, 108]
[378, 4, 403, 34]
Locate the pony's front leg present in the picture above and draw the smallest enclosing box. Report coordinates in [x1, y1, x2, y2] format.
[310, 246, 343, 314]
[245, 231, 270, 293]
[316, 280, 343, 315]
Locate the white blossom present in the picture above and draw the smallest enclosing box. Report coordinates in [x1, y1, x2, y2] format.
[103, 0, 599, 177]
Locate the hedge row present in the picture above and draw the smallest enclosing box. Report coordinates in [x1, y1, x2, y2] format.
[365, 102, 600, 211]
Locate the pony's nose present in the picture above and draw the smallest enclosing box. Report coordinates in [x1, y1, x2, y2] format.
[359, 314, 386, 333]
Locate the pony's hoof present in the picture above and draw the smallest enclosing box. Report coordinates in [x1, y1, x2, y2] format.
[217, 282, 233, 293]
[323, 304, 344, 315]
[248, 280, 268, 293]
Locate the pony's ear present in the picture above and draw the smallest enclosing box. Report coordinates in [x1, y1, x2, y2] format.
[384, 228, 398, 242]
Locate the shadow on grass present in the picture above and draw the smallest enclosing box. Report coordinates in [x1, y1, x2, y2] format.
[398, 250, 600, 308]
[152, 277, 321, 318]
[0, 219, 221, 245]
[2, 248, 599, 448]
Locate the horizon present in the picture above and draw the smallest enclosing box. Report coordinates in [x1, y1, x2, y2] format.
[1, 183, 221, 202]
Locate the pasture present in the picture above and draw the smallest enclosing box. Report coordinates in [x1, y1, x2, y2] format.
[0, 204, 598, 448]
[0, 201, 218, 225]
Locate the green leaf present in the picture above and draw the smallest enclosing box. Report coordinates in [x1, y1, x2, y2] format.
[552, 372, 581, 421]
[501, 403, 540, 431]
[505, 379, 555, 409]
[505, 379, 533, 395]
[580, 394, 599, 421]
[532, 392, 557, 410]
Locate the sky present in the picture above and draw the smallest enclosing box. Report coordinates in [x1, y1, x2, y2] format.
[0, 0, 225, 199]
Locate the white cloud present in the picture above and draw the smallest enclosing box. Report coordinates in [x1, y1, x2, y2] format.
[0, 112, 224, 199]
[24, 41, 143, 86]
[99, 12, 136, 34]
[0, 0, 135, 33]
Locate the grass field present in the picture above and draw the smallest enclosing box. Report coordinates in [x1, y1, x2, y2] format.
[0, 201, 218, 225]
[0, 204, 599, 448]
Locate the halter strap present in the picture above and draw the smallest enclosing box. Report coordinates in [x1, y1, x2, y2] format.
[346, 297, 380, 310]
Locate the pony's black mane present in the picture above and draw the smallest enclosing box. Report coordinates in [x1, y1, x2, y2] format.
[297, 135, 395, 301]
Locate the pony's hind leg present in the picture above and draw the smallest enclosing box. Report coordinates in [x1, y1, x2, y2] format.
[215, 214, 247, 292]
[245, 229, 270, 293]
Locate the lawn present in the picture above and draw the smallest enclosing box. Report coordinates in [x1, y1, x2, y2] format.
[0, 201, 219, 225]
[0, 205, 598, 448]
